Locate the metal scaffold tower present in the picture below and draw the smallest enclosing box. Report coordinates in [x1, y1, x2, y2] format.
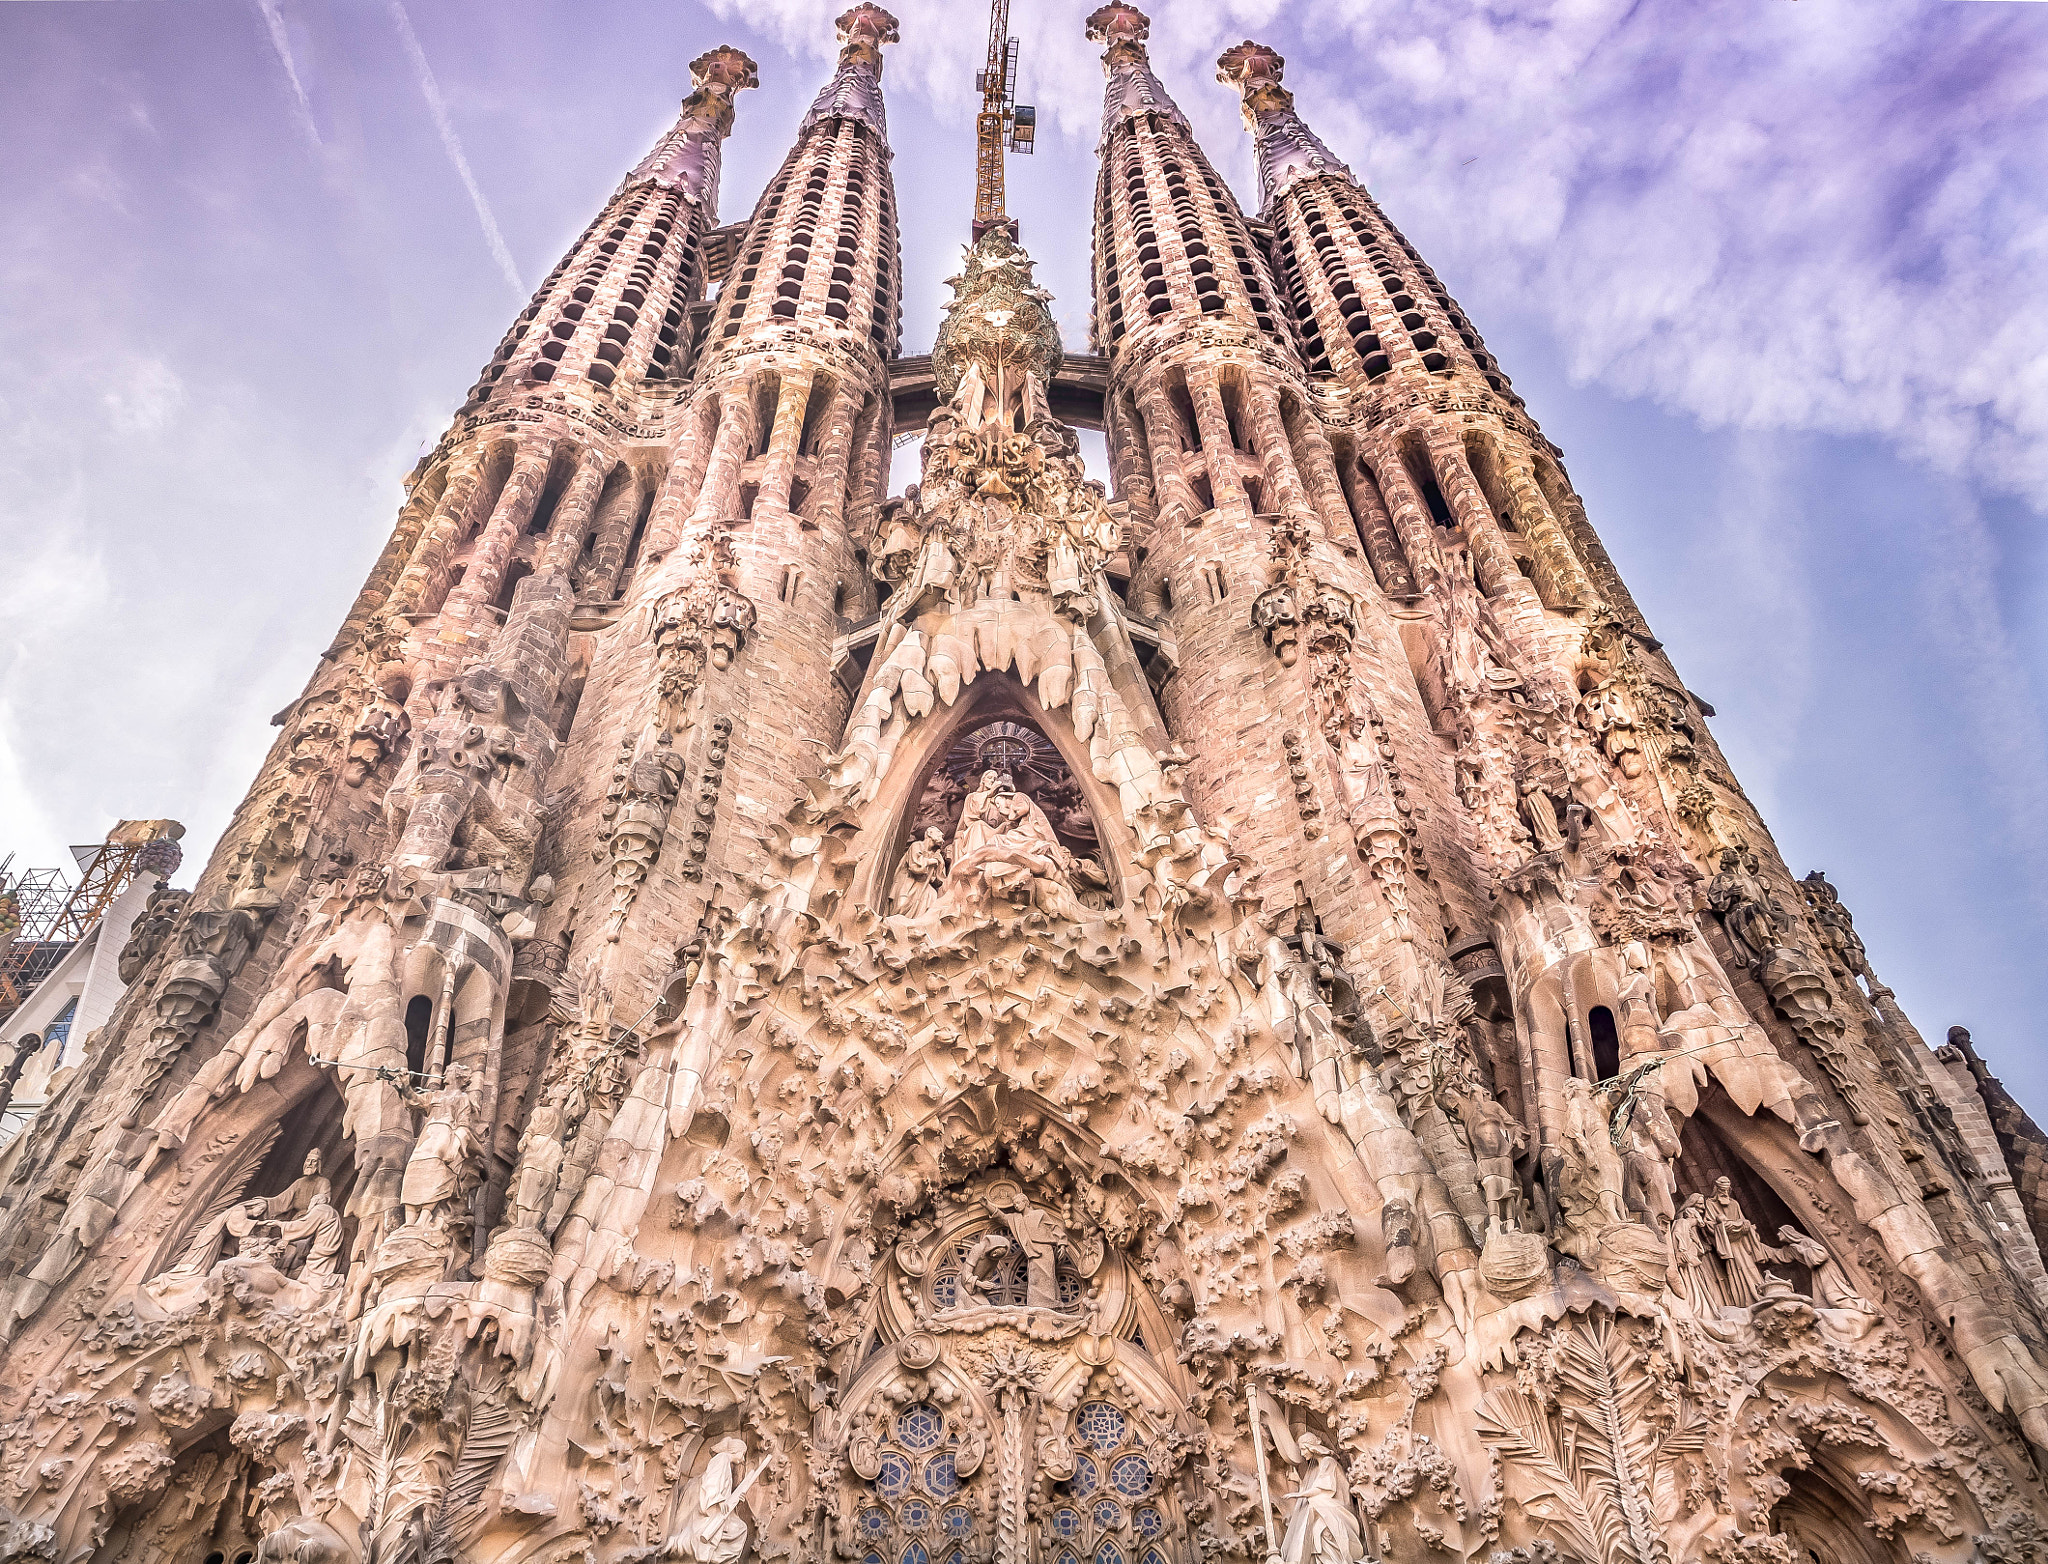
[0, 820, 183, 1022]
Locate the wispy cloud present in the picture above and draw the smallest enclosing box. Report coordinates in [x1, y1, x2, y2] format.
[710, 0, 2048, 505]
[249, 0, 319, 148]
[384, 0, 523, 297]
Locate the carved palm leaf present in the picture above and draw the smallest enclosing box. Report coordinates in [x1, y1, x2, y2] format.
[1475, 1386, 1605, 1564]
[1551, 1317, 1668, 1564]
[435, 1394, 516, 1555]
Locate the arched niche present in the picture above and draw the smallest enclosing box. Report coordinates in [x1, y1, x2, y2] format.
[1771, 1464, 1908, 1564]
[844, 675, 1136, 919]
[138, 1070, 357, 1294]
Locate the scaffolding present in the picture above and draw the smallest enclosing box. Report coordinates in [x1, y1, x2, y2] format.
[0, 820, 183, 1025]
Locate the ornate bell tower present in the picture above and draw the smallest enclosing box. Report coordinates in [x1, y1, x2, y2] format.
[3, 11, 2047, 1564]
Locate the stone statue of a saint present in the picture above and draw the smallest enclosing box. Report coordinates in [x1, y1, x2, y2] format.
[397, 1062, 482, 1230]
[1279, 1432, 1368, 1563]
[1668, 1193, 1722, 1316]
[1705, 1176, 1780, 1307]
[1617, 1079, 1682, 1233]
[945, 770, 1085, 921]
[889, 827, 950, 919]
[1776, 1226, 1873, 1313]
[979, 1184, 1063, 1309]
[665, 1436, 757, 1563]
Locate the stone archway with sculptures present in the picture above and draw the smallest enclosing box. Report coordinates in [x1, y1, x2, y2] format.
[4, 19, 2048, 1564]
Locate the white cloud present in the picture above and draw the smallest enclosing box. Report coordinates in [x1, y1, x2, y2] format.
[707, 0, 2047, 501]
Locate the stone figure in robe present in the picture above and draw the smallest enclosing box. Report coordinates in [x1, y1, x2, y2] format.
[979, 1183, 1064, 1309]
[945, 770, 1085, 921]
[397, 1062, 482, 1230]
[1668, 1194, 1722, 1315]
[889, 827, 950, 919]
[1777, 1226, 1874, 1313]
[665, 1436, 754, 1563]
[1279, 1433, 1367, 1564]
[1705, 1176, 1780, 1307]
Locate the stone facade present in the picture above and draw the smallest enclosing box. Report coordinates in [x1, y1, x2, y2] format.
[2, 10, 2046, 1564]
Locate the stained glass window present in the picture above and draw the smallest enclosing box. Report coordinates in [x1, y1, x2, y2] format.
[877, 1454, 912, 1499]
[1077, 1403, 1126, 1451]
[1041, 1401, 1179, 1561]
[925, 1452, 959, 1495]
[897, 1405, 944, 1450]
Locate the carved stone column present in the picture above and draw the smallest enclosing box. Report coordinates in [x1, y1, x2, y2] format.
[688, 381, 761, 527]
[541, 450, 622, 575]
[1337, 456, 1416, 597]
[1133, 379, 1203, 526]
[1363, 442, 1445, 590]
[1427, 437, 1519, 598]
[580, 465, 645, 599]
[1497, 446, 1596, 610]
[440, 440, 557, 624]
[1245, 378, 1313, 521]
[645, 394, 721, 560]
[384, 453, 497, 619]
[1186, 371, 1248, 514]
[756, 367, 815, 521]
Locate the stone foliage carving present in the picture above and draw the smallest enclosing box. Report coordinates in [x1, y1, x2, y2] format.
[1, 19, 2044, 1564]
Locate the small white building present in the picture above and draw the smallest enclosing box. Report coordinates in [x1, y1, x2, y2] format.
[0, 869, 168, 1149]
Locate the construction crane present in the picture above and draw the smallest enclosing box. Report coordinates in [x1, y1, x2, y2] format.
[972, 0, 1035, 238]
[0, 820, 183, 1022]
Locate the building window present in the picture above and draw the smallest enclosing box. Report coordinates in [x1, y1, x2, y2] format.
[45, 998, 77, 1052]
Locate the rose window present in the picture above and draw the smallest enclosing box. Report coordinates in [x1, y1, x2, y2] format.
[1043, 1401, 1172, 1564]
[858, 1402, 981, 1564]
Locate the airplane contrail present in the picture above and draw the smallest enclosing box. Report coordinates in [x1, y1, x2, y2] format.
[250, 0, 320, 147]
[386, 0, 525, 297]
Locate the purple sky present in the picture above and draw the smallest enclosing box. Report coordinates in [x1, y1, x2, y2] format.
[2, 0, 2043, 1097]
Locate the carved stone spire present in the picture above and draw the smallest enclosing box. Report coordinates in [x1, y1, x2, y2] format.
[930, 222, 1063, 410]
[1215, 40, 1351, 210]
[1085, 2, 1188, 137]
[624, 45, 759, 219]
[801, 3, 899, 140]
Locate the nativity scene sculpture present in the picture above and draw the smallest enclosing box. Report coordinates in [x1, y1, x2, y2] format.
[1, 31, 2044, 1564]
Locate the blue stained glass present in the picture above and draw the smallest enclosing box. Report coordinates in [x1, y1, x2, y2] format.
[1077, 1403, 1126, 1452]
[942, 1507, 972, 1537]
[863, 1554, 884, 1564]
[1143, 1551, 1171, 1564]
[1064, 1455, 1099, 1498]
[900, 1546, 929, 1564]
[897, 1405, 944, 1450]
[902, 1499, 932, 1530]
[1093, 1499, 1121, 1528]
[1056, 1552, 1081, 1564]
[1135, 1508, 1163, 1538]
[859, 1508, 889, 1536]
[1052, 1507, 1081, 1537]
[933, 1272, 959, 1309]
[1111, 1454, 1152, 1496]
[1057, 1266, 1084, 1309]
[877, 1453, 912, 1498]
[1094, 1544, 1125, 1564]
[924, 1452, 959, 1496]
